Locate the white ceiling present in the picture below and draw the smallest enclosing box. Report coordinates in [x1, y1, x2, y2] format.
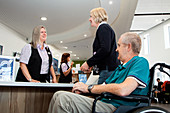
[2, 0, 166, 60]
[131, 0, 170, 33]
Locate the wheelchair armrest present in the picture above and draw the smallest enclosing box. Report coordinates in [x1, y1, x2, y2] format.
[101, 92, 149, 103]
[89, 92, 150, 113]
[81, 93, 101, 97]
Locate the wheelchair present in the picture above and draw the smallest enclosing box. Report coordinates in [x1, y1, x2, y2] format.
[91, 63, 170, 113]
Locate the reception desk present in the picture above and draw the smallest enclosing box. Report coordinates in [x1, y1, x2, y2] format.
[0, 82, 73, 113]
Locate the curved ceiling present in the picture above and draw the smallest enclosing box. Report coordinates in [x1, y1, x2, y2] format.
[0, 0, 137, 60]
[47, 0, 120, 44]
[0, 0, 97, 37]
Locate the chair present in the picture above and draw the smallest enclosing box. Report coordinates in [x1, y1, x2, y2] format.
[162, 81, 170, 103]
[91, 63, 170, 113]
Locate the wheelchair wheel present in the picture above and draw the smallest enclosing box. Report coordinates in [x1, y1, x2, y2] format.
[132, 106, 169, 113]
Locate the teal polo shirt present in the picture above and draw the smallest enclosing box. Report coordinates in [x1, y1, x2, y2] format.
[101, 56, 150, 108]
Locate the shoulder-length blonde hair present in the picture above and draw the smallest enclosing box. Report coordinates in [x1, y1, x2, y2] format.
[90, 7, 108, 24]
[31, 25, 46, 48]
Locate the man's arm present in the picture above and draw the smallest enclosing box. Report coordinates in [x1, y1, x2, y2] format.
[72, 78, 139, 96]
[91, 78, 138, 96]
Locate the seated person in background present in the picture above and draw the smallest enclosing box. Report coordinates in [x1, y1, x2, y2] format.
[162, 81, 169, 92]
[161, 81, 170, 103]
[58, 53, 74, 83]
[152, 85, 158, 102]
[47, 32, 150, 113]
[16, 25, 56, 83]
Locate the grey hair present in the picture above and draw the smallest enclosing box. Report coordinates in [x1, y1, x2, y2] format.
[121, 32, 141, 54]
[31, 25, 46, 48]
[90, 7, 108, 23]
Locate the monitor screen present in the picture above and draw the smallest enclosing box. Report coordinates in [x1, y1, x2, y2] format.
[78, 74, 87, 84]
[0, 55, 15, 82]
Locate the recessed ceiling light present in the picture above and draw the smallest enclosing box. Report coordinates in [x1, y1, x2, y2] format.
[73, 54, 76, 56]
[69, 51, 72, 53]
[155, 19, 159, 22]
[41, 17, 47, 21]
[63, 47, 68, 49]
[77, 57, 79, 59]
[109, 1, 113, 5]
[60, 41, 63, 43]
[84, 34, 87, 37]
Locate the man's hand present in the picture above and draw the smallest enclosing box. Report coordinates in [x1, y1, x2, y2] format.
[80, 62, 91, 72]
[72, 82, 89, 94]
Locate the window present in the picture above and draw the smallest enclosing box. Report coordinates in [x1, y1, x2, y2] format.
[154, 68, 170, 85]
[164, 23, 170, 49]
[143, 34, 150, 55]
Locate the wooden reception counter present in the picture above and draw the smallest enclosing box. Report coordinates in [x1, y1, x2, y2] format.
[0, 82, 74, 113]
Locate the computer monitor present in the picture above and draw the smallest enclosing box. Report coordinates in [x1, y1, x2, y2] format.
[0, 55, 15, 82]
[78, 74, 87, 84]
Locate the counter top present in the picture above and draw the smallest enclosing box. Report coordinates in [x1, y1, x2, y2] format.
[0, 81, 74, 87]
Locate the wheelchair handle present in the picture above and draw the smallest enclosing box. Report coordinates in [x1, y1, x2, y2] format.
[152, 63, 170, 69]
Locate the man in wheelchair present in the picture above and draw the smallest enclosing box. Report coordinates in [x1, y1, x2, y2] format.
[47, 32, 152, 113]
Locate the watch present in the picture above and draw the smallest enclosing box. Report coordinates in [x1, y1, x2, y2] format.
[88, 85, 94, 93]
[28, 78, 32, 82]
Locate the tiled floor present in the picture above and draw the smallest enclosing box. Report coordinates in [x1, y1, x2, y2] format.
[151, 103, 170, 112]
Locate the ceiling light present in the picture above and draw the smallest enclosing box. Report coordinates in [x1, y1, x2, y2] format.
[60, 41, 63, 43]
[109, 1, 113, 5]
[69, 51, 72, 53]
[64, 47, 68, 49]
[155, 19, 159, 22]
[41, 17, 47, 21]
[77, 57, 79, 59]
[73, 54, 76, 56]
[84, 34, 87, 37]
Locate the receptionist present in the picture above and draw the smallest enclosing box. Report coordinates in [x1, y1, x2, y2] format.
[16, 25, 57, 83]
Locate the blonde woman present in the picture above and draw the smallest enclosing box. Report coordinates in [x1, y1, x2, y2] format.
[81, 7, 120, 84]
[16, 25, 57, 83]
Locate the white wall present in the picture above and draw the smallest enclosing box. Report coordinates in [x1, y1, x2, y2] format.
[0, 23, 27, 56]
[139, 20, 170, 83]
[0, 23, 27, 76]
[139, 19, 170, 67]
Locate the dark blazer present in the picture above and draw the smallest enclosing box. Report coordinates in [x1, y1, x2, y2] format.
[87, 24, 120, 73]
